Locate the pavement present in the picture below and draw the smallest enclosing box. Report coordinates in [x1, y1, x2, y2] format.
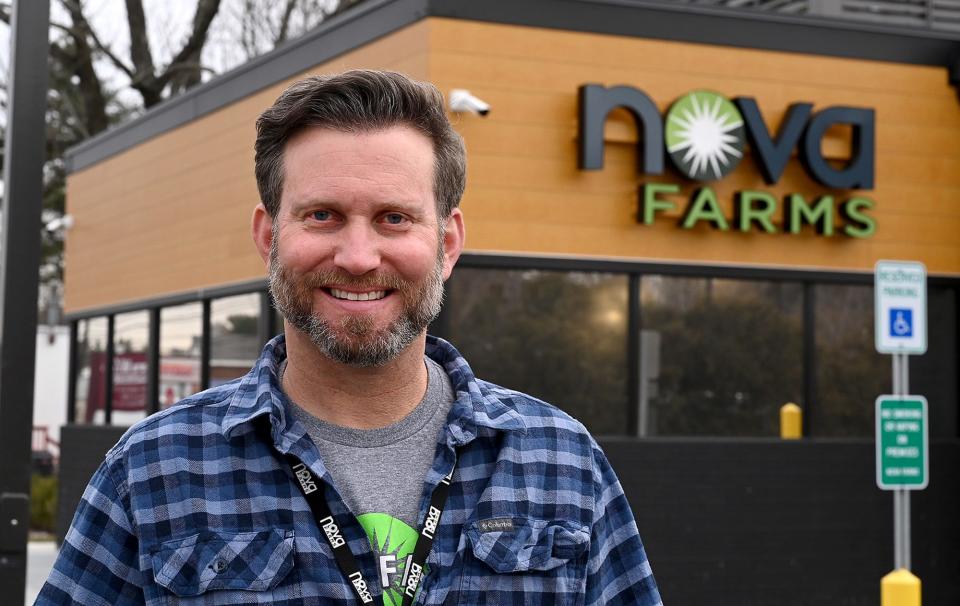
[25, 540, 58, 605]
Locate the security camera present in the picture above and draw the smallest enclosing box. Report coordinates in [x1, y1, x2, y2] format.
[450, 89, 490, 117]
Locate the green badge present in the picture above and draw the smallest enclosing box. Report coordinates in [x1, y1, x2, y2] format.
[357, 513, 425, 606]
[665, 90, 745, 181]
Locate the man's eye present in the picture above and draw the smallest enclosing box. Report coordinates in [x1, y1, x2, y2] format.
[311, 210, 331, 221]
[383, 213, 406, 225]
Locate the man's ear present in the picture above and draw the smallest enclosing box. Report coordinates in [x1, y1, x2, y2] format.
[252, 203, 273, 266]
[441, 208, 465, 281]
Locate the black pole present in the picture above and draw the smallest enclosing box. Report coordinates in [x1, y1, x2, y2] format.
[802, 282, 816, 437]
[627, 274, 641, 436]
[66, 321, 78, 424]
[105, 316, 115, 425]
[146, 308, 160, 414]
[0, 0, 51, 598]
[201, 300, 211, 390]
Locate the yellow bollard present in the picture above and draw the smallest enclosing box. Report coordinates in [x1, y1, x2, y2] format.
[780, 402, 802, 439]
[881, 569, 921, 606]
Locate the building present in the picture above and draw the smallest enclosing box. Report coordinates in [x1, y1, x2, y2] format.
[59, 1, 959, 603]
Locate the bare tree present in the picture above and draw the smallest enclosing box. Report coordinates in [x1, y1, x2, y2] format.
[215, 0, 339, 63]
[54, 0, 223, 108]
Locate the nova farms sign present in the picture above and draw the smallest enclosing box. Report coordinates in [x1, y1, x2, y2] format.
[578, 85, 876, 238]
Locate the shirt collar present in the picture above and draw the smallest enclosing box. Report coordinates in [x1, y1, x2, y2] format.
[426, 335, 527, 444]
[220, 334, 527, 444]
[220, 335, 290, 442]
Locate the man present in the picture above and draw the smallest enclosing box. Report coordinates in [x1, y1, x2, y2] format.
[39, 70, 662, 605]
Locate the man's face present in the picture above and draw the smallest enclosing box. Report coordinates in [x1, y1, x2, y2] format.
[265, 125, 459, 366]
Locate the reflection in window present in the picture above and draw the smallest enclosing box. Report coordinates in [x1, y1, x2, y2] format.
[211, 294, 262, 386]
[815, 284, 959, 437]
[274, 305, 284, 341]
[113, 311, 150, 425]
[642, 277, 803, 436]
[912, 286, 958, 437]
[160, 303, 202, 408]
[447, 269, 629, 436]
[814, 284, 890, 436]
[74, 318, 108, 424]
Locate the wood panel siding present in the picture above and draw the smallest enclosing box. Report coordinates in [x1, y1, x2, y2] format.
[64, 18, 960, 312]
[425, 19, 960, 275]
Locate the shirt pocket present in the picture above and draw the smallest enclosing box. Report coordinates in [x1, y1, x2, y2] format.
[459, 518, 589, 606]
[150, 528, 297, 604]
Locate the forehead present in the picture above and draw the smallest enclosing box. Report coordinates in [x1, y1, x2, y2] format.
[280, 125, 435, 209]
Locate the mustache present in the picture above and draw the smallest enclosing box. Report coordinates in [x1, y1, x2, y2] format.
[282, 268, 410, 292]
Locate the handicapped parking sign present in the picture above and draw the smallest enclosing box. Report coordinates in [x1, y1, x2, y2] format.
[875, 261, 926, 354]
[889, 309, 913, 338]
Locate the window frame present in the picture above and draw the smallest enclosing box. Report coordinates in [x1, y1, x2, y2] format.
[64, 260, 960, 437]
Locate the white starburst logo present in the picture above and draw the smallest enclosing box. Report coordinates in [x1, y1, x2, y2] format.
[665, 91, 745, 181]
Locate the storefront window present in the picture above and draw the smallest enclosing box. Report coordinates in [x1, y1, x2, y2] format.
[446, 268, 629, 436]
[913, 285, 958, 437]
[211, 294, 262, 386]
[274, 306, 284, 341]
[814, 284, 889, 436]
[641, 276, 803, 436]
[74, 317, 108, 424]
[818, 283, 959, 438]
[113, 311, 150, 424]
[68, 275, 958, 438]
[160, 303, 202, 408]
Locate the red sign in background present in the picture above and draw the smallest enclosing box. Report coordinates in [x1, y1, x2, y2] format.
[86, 351, 147, 422]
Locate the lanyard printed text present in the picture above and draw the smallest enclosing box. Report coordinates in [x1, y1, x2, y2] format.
[348, 571, 374, 604]
[421, 506, 441, 539]
[404, 561, 424, 598]
[292, 462, 318, 494]
[318, 515, 346, 548]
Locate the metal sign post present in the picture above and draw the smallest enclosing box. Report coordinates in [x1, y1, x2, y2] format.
[877, 390, 927, 564]
[875, 261, 926, 605]
[0, 0, 50, 600]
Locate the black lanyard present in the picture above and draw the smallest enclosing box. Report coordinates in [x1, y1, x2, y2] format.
[286, 455, 455, 606]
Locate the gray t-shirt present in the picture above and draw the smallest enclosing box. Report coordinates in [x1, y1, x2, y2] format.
[285, 357, 455, 529]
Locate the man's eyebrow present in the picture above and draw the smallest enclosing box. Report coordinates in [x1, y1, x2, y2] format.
[289, 198, 429, 214]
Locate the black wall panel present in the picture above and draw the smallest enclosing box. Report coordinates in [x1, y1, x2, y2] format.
[57, 428, 959, 604]
[600, 438, 960, 606]
[56, 425, 128, 544]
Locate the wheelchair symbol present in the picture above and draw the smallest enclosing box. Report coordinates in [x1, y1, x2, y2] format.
[889, 308, 913, 338]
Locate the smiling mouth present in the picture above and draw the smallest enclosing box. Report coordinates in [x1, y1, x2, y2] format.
[328, 288, 388, 302]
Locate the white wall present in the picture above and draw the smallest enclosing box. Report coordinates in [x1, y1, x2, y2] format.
[33, 325, 69, 444]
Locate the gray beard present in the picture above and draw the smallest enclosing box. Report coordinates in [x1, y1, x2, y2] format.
[268, 235, 445, 367]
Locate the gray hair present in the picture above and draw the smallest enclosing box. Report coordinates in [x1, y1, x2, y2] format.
[254, 70, 466, 219]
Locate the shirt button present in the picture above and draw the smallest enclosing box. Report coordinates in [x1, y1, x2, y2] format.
[212, 558, 228, 573]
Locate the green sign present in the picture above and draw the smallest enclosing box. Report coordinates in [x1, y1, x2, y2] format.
[875, 396, 928, 490]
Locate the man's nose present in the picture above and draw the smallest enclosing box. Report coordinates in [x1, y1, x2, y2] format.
[332, 222, 381, 275]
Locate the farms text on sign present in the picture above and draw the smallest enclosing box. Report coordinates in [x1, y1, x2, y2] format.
[579, 85, 876, 238]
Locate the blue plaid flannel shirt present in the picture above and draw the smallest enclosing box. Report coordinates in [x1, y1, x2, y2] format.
[38, 335, 662, 605]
